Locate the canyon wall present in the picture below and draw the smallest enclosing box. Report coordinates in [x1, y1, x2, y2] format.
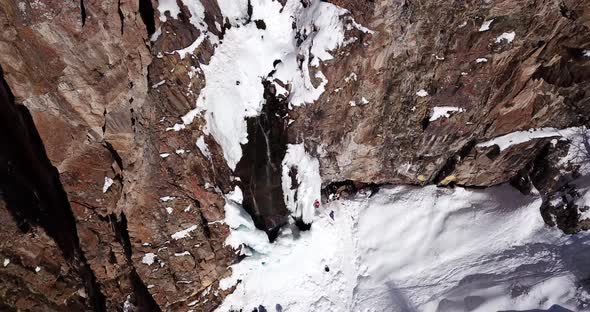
[0, 0, 588, 310]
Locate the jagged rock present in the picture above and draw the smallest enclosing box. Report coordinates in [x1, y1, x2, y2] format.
[1, 0, 590, 311]
[541, 183, 590, 233]
[0, 202, 88, 311]
[0, 0, 236, 311]
[292, 0, 590, 191]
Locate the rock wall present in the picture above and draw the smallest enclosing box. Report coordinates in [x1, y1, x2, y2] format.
[0, 0, 235, 310]
[0, 0, 589, 311]
[292, 0, 590, 192]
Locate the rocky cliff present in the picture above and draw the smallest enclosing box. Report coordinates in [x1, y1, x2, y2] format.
[0, 0, 588, 311]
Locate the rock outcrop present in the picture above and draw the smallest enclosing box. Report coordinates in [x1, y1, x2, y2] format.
[0, 0, 589, 311]
[292, 0, 590, 193]
[0, 0, 235, 310]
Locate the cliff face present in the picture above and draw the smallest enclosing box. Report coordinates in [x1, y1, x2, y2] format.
[293, 0, 590, 190]
[0, 0, 589, 311]
[0, 1, 234, 311]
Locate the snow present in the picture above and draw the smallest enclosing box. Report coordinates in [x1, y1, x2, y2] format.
[123, 295, 135, 312]
[476, 57, 488, 63]
[3, 258, 9, 267]
[585, 50, 590, 57]
[217, 184, 590, 312]
[344, 72, 357, 82]
[558, 126, 590, 175]
[218, 197, 359, 311]
[152, 80, 166, 89]
[495, 31, 515, 43]
[416, 89, 429, 97]
[159, 153, 170, 158]
[177, 0, 362, 170]
[179, 0, 207, 33]
[171, 225, 198, 240]
[429, 106, 465, 121]
[347, 16, 375, 34]
[223, 186, 271, 256]
[160, 196, 175, 202]
[196, 136, 211, 159]
[34, 266, 41, 273]
[174, 36, 206, 60]
[142, 253, 156, 266]
[477, 127, 581, 151]
[102, 176, 114, 193]
[281, 144, 322, 224]
[479, 19, 494, 31]
[157, 0, 180, 22]
[165, 207, 173, 215]
[150, 27, 162, 42]
[166, 123, 185, 132]
[174, 251, 191, 257]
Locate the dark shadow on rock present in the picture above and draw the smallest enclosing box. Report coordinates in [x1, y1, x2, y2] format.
[0, 65, 106, 311]
[235, 80, 290, 241]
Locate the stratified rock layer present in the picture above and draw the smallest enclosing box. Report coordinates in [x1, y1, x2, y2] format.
[0, 0, 235, 311]
[0, 0, 589, 311]
[293, 0, 590, 191]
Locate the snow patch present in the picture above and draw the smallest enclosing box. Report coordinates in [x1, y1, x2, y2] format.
[160, 196, 175, 202]
[102, 177, 114, 193]
[196, 136, 211, 159]
[142, 253, 156, 266]
[171, 225, 198, 240]
[166, 123, 186, 132]
[152, 80, 166, 89]
[416, 89, 429, 97]
[174, 35, 206, 60]
[223, 186, 271, 256]
[477, 127, 580, 151]
[495, 31, 515, 43]
[479, 19, 494, 31]
[157, 0, 180, 22]
[3, 258, 9, 267]
[476, 57, 488, 63]
[429, 106, 465, 121]
[150, 27, 162, 42]
[174, 251, 191, 257]
[344, 72, 357, 83]
[281, 144, 321, 224]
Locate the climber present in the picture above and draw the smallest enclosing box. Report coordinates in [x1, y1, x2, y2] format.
[314, 199, 320, 209]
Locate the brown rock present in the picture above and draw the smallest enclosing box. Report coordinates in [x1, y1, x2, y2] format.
[294, 0, 590, 191]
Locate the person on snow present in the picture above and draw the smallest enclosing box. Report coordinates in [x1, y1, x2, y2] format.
[314, 199, 320, 209]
